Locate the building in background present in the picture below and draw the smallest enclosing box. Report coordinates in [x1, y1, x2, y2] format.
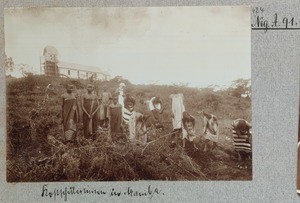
[41, 45, 110, 81]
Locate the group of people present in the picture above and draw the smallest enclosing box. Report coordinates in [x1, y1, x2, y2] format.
[61, 82, 252, 164]
[60, 82, 164, 143]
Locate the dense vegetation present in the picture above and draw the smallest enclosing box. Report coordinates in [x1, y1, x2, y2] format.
[6, 74, 251, 182]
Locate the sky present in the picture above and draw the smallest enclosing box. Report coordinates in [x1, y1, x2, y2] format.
[4, 6, 250, 88]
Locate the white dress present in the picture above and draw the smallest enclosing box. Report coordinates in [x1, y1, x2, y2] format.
[169, 93, 185, 130]
[118, 89, 124, 107]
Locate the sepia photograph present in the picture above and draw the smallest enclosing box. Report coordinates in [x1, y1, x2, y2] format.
[5, 6, 251, 182]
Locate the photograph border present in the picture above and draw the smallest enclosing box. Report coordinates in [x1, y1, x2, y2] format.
[0, 0, 300, 202]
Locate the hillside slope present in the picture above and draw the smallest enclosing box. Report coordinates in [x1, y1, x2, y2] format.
[6, 75, 252, 181]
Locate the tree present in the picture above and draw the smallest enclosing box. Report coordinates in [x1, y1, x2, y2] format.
[4, 53, 15, 73]
[5, 53, 35, 78]
[229, 79, 251, 98]
[110, 76, 131, 85]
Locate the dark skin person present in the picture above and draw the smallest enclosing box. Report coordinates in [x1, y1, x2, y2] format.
[81, 85, 100, 119]
[61, 85, 79, 124]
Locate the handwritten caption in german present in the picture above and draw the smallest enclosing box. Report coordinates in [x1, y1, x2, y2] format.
[41, 184, 164, 201]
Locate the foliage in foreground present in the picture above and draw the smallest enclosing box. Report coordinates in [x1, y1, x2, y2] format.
[6, 75, 252, 182]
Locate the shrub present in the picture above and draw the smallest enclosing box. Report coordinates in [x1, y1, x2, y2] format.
[6, 75, 252, 182]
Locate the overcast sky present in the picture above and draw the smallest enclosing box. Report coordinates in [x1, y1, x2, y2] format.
[4, 6, 250, 88]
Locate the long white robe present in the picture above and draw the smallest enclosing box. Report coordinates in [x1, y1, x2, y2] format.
[169, 93, 185, 130]
[118, 89, 124, 107]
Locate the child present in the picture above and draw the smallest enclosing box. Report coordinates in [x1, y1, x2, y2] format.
[107, 94, 123, 141]
[98, 85, 112, 129]
[182, 111, 197, 149]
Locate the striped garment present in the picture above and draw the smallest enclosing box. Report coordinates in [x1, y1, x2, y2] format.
[123, 107, 134, 124]
[232, 120, 252, 153]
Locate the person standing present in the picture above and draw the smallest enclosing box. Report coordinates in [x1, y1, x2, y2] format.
[81, 84, 99, 140]
[169, 87, 185, 146]
[123, 95, 136, 125]
[117, 83, 126, 107]
[107, 94, 123, 141]
[61, 84, 79, 142]
[98, 85, 112, 129]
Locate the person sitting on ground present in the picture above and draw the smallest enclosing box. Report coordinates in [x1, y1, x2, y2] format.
[81, 84, 100, 140]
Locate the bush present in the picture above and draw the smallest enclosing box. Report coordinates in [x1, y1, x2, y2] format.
[6, 75, 252, 182]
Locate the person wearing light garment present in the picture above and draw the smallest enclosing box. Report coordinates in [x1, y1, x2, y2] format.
[122, 95, 136, 124]
[203, 112, 219, 152]
[117, 83, 126, 107]
[169, 87, 185, 147]
[122, 95, 136, 138]
[81, 84, 100, 140]
[123, 95, 148, 145]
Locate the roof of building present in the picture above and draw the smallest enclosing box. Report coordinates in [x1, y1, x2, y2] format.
[43, 46, 59, 56]
[57, 61, 110, 76]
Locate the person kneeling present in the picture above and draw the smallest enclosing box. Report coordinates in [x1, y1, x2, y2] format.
[202, 112, 219, 152]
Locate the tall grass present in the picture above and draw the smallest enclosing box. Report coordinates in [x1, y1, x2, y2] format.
[6, 75, 251, 182]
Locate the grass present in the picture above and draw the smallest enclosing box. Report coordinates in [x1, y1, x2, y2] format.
[6, 74, 252, 182]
